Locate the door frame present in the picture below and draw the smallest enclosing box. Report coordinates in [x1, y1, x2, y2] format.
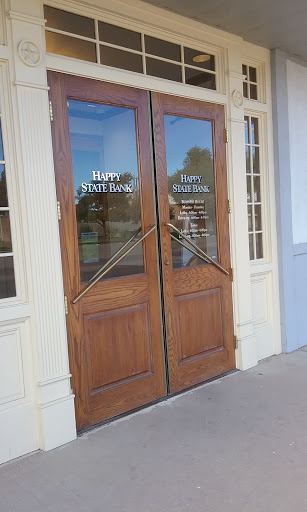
[48, 69, 236, 429]
[45, 3, 280, 398]
[45, 60, 240, 365]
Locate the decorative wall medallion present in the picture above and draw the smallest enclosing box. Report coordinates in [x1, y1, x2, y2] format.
[18, 40, 42, 67]
[232, 89, 244, 108]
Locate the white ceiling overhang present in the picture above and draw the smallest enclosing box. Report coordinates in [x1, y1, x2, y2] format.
[143, 0, 307, 61]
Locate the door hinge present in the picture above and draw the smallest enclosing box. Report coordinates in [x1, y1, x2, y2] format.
[234, 335, 238, 349]
[64, 295, 68, 315]
[230, 267, 235, 282]
[223, 128, 229, 143]
[228, 199, 232, 213]
[49, 100, 54, 122]
[57, 200, 61, 221]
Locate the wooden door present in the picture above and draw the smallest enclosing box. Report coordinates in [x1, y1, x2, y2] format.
[48, 72, 165, 430]
[152, 93, 235, 392]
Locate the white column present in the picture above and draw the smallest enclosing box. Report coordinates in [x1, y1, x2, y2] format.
[226, 45, 258, 369]
[7, 0, 76, 450]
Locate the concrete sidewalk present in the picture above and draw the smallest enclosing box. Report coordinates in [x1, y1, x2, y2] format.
[1, 349, 307, 512]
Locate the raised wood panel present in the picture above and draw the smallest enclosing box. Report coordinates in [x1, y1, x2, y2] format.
[173, 266, 223, 295]
[177, 289, 223, 364]
[251, 276, 268, 324]
[85, 304, 152, 393]
[177, 349, 229, 389]
[88, 373, 158, 425]
[0, 328, 24, 405]
[251, 272, 276, 361]
[81, 274, 149, 314]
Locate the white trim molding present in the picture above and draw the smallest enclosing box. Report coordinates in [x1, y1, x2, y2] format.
[3, 0, 77, 458]
[7, 11, 46, 27]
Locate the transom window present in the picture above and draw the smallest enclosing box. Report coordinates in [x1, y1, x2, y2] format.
[245, 115, 263, 260]
[0, 120, 16, 298]
[44, 6, 217, 91]
[242, 64, 258, 100]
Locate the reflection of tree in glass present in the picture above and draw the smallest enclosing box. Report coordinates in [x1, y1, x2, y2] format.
[168, 146, 214, 197]
[168, 145, 217, 263]
[168, 145, 215, 227]
[0, 169, 8, 207]
[75, 172, 140, 241]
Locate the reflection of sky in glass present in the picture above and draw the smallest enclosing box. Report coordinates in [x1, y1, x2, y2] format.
[164, 115, 213, 174]
[67, 100, 139, 197]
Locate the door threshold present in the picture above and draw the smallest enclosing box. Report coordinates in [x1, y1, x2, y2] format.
[78, 368, 238, 437]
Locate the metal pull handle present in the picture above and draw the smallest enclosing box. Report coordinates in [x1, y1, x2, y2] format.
[89, 226, 142, 283]
[72, 225, 156, 304]
[165, 222, 229, 276]
[169, 232, 210, 266]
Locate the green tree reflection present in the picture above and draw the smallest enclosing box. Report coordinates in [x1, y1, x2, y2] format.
[167, 145, 217, 263]
[168, 145, 215, 223]
[0, 168, 8, 207]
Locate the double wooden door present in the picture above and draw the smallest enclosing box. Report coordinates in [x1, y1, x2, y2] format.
[49, 72, 235, 431]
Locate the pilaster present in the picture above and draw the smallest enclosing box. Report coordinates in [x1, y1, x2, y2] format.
[226, 45, 258, 369]
[7, 0, 76, 450]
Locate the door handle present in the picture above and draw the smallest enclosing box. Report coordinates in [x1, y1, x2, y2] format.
[88, 226, 142, 283]
[169, 232, 209, 266]
[165, 222, 229, 276]
[72, 225, 156, 304]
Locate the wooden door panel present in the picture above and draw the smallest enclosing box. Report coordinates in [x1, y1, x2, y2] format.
[177, 350, 229, 389]
[84, 304, 153, 393]
[177, 288, 224, 363]
[152, 92, 235, 393]
[88, 374, 159, 425]
[49, 72, 166, 430]
[81, 275, 149, 314]
[172, 266, 224, 294]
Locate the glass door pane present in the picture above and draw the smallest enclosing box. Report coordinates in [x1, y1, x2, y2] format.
[164, 114, 217, 268]
[67, 100, 143, 283]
